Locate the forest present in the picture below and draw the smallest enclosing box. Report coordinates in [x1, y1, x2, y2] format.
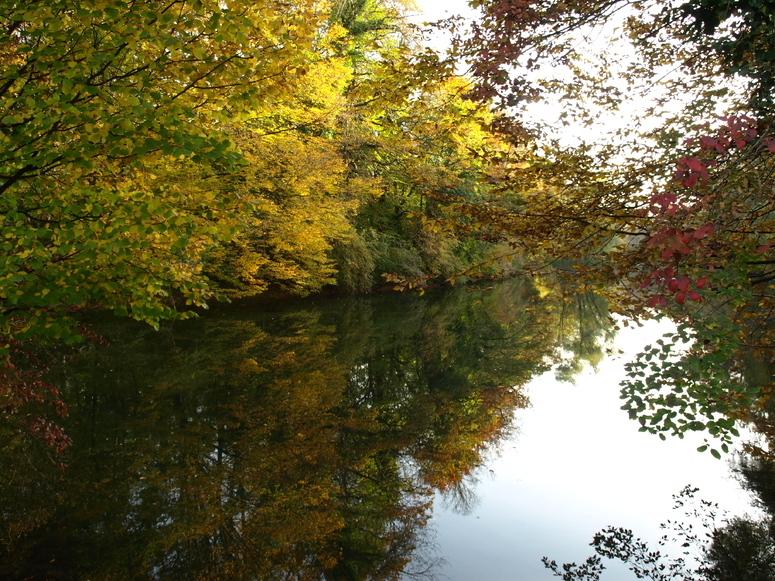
[3, 0, 775, 473]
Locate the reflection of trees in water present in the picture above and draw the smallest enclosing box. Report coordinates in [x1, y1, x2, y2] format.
[532, 277, 615, 382]
[553, 292, 615, 382]
[710, 453, 775, 579]
[0, 279, 615, 579]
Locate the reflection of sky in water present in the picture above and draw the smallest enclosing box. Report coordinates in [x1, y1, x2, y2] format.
[422, 318, 758, 580]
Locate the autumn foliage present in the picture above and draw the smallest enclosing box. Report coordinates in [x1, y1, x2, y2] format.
[431, 0, 775, 453]
[4, 0, 775, 455]
[0, 0, 514, 447]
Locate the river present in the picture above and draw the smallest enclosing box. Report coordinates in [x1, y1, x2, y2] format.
[0, 279, 759, 580]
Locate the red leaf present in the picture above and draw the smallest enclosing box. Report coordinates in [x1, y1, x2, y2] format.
[699, 136, 716, 150]
[695, 277, 707, 289]
[686, 157, 704, 172]
[675, 291, 687, 305]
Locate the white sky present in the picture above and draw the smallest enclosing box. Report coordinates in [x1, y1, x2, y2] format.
[409, 0, 478, 22]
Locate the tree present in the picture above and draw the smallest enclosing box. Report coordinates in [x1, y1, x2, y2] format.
[0, 0, 324, 346]
[166, 0, 513, 297]
[0, 0, 334, 444]
[341, 71, 517, 289]
[202, 56, 362, 297]
[430, 0, 775, 451]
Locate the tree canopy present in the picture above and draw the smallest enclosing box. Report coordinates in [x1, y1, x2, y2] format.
[0, 0, 329, 341]
[4, 0, 775, 456]
[418, 0, 775, 454]
[0, 0, 521, 441]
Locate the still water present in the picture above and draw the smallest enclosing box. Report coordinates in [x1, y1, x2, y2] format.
[424, 317, 757, 580]
[0, 280, 756, 579]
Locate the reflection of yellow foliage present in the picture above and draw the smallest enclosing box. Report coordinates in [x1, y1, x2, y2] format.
[237, 357, 264, 374]
[533, 278, 555, 298]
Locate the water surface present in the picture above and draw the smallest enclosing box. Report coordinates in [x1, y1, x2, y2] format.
[0, 280, 754, 579]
